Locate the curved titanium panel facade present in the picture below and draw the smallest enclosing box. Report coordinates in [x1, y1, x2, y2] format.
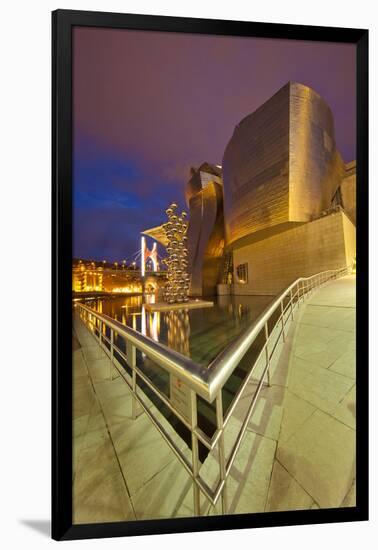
[186, 164, 224, 296]
[222, 82, 345, 248]
[222, 83, 290, 247]
[289, 82, 345, 221]
[340, 160, 356, 225]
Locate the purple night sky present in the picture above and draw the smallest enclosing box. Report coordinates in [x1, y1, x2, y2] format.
[73, 27, 356, 262]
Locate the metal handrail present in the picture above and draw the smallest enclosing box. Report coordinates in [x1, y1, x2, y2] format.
[78, 266, 349, 403]
[78, 307, 211, 399]
[75, 264, 351, 516]
[204, 267, 346, 401]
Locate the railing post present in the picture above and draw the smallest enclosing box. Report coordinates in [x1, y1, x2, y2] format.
[216, 392, 227, 515]
[189, 390, 200, 516]
[110, 328, 114, 381]
[290, 289, 294, 320]
[297, 283, 300, 309]
[126, 339, 138, 419]
[99, 320, 103, 348]
[280, 300, 285, 342]
[264, 322, 271, 386]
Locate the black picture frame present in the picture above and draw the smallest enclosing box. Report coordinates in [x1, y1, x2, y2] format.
[52, 9, 369, 541]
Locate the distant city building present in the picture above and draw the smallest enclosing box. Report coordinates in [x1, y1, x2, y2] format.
[72, 258, 144, 294]
[72, 260, 104, 292]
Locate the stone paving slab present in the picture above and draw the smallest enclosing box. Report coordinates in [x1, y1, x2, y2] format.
[277, 390, 316, 446]
[205, 429, 277, 516]
[276, 409, 355, 508]
[333, 385, 356, 430]
[265, 459, 314, 512]
[287, 356, 354, 415]
[131, 449, 199, 520]
[234, 384, 286, 441]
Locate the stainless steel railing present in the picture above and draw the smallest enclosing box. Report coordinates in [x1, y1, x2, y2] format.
[75, 265, 351, 515]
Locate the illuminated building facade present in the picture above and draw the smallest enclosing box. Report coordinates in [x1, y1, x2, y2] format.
[185, 163, 225, 296]
[72, 261, 104, 292]
[72, 259, 145, 294]
[221, 82, 356, 295]
[222, 82, 346, 248]
[338, 160, 356, 225]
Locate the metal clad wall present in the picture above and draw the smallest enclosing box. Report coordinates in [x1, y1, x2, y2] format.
[186, 169, 225, 296]
[222, 83, 291, 247]
[222, 82, 346, 249]
[201, 182, 225, 295]
[289, 83, 345, 221]
[340, 162, 356, 225]
[187, 192, 203, 288]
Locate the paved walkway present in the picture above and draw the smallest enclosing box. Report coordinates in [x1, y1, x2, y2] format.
[265, 275, 356, 511]
[72, 275, 356, 522]
[73, 319, 192, 523]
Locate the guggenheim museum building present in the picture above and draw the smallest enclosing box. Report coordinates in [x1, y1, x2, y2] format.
[183, 81, 356, 297]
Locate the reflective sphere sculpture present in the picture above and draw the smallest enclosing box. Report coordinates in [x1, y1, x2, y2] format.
[162, 203, 189, 304]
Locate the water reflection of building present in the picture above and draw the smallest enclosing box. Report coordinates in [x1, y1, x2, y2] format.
[185, 82, 356, 296]
[165, 310, 190, 356]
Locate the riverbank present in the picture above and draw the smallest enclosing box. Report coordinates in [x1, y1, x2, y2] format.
[73, 291, 143, 300]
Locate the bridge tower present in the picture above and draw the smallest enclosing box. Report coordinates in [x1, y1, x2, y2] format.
[141, 236, 159, 276]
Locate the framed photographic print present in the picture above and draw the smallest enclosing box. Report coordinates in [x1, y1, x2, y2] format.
[52, 9, 368, 541]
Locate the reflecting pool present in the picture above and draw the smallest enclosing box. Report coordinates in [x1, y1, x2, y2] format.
[86, 293, 273, 366]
